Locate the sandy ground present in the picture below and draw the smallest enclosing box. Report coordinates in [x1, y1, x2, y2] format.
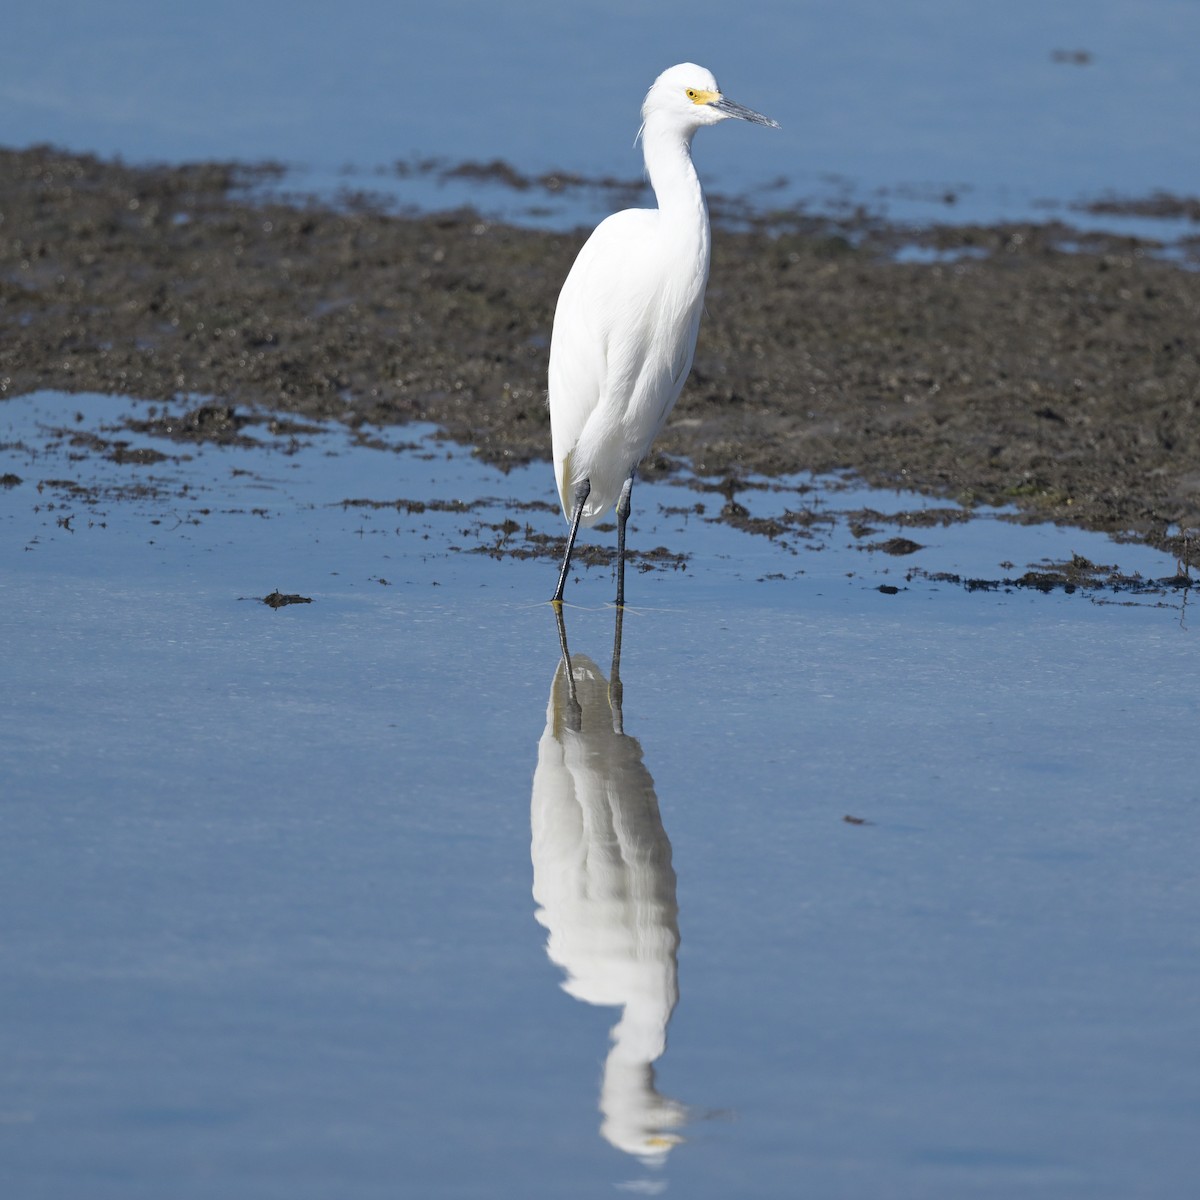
[3, 145, 1199, 556]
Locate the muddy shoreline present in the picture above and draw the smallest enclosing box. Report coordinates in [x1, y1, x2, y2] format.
[3, 145, 1198, 554]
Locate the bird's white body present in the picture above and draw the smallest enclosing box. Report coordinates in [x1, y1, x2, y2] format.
[548, 64, 776, 600]
[548, 127, 710, 524]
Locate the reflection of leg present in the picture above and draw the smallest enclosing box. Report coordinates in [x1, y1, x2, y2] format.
[615, 474, 634, 608]
[609, 604, 625, 735]
[553, 604, 582, 731]
[553, 477, 592, 605]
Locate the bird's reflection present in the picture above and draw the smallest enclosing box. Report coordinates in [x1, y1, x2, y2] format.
[531, 608, 687, 1164]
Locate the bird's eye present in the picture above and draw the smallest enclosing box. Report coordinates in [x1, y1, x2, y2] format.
[685, 88, 697, 100]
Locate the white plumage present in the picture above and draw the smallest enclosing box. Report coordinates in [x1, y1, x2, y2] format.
[549, 63, 777, 605]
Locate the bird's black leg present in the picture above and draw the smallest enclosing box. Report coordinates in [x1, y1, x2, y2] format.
[552, 477, 591, 604]
[614, 473, 635, 608]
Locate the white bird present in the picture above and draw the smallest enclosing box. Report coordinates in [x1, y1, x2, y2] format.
[549, 63, 778, 605]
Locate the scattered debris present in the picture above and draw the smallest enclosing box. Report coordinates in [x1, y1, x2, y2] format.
[911, 553, 1194, 598]
[868, 536, 924, 556]
[262, 590, 312, 608]
[1051, 48, 1093, 65]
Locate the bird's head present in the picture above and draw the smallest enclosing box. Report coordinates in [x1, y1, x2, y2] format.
[641, 63, 779, 133]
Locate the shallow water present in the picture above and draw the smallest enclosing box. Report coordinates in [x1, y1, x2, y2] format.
[2, 393, 1197, 1197]
[8, 1, 1199, 234]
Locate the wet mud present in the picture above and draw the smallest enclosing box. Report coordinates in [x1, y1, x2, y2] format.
[10, 396, 1194, 604]
[262, 590, 313, 608]
[906, 553, 1198, 607]
[3, 144, 1200, 560]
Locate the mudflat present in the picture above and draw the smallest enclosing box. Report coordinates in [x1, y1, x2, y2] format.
[3, 145, 1198, 554]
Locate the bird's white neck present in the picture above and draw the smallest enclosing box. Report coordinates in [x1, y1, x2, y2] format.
[641, 117, 710, 253]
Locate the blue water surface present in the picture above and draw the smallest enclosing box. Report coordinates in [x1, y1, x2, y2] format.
[1, 394, 1197, 1198]
[5, 0, 1198, 228]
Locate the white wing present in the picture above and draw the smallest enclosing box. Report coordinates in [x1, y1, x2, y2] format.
[548, 208, 707, 524]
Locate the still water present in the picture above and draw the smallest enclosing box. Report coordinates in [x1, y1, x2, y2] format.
[4, 7, 1197, 1193]
[6, 1, 1199, 230]
[2, 394, 1197, 1197]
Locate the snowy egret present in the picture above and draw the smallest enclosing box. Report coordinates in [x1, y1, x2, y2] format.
[549, 63, 778, 605]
